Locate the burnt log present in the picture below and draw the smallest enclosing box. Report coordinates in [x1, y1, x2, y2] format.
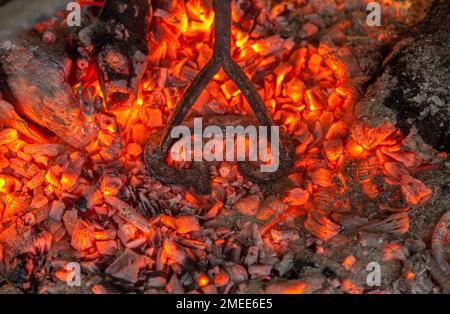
[79, 0, 153, 108]
[355, 0, 450, 153]
[0, 33, 99, 149]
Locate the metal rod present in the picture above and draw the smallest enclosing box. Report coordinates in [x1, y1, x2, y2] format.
[147, 0, 293, 193]
[213, 0, 231, 59]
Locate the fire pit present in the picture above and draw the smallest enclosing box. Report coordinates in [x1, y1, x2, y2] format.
[0, 0, 448, 294]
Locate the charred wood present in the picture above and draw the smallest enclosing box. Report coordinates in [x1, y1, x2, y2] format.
[79, 0, 153, 108]
[0, 33, 99, 149]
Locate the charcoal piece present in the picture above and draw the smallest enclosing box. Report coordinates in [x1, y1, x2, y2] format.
[105, 248, 150, 284]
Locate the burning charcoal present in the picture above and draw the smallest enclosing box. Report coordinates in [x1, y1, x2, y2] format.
[251, 35, 294, 57]
[105, 249, 151, 284]
[0, 128, 18, 145]
[206, 201, 223, 220]
[323, 139, 344, 166]
[22, 207, 49, 226]
[100, 173, 123, 197]
[270, 229, 295, 244]
[351, 122, 396, 151]
[219, 163, 232, 178]
[147, 272, 168, 288]
[381, 149, 421, 168]
[9, 158, 39, 179]
[400, 175, 433, 206]
[225, 263, 248, 284]
[96, 240, 118, 256]
[0, 174, 21, 194]
[23, 144, 64, 157]
[284, 188, 310, 206]
[117, 222, 146, 249]
[284, 77, 306, 103]
[61, 167, 83, 192]
[383, 243, 406, 262]
[167, 275, 185, 294]
[302, 23, 319, 38]
[97, 113, 118, 133]
[49, 200, 65, 222]
[308, 54, 323, 75]
[265, 276, 324, 294]
[257, 196, 285, 221]
[213, 271, 230, 288]
[163, 239, 187, 266]
[145, 109, 164, 129]
[305, 89, 325, 111]
[304, 211, 341, 241]
[2, 193, 31, 218]
[31, 191, 48, 209]
[244, 246, 259, 266]
[354, 0, 450, 153]
[234, 195, 261, 216]
[174, 215, 200, 234]
[0, 224, 52, 293]
[361, 213, 410, 236]
[160, 214, 176, 229]
[0, 155, 10, 172]
[196, 273, 210, 288]
[25, 170, 45, 190]
[91, 284, 109, 294]
[71, 220, 94, 251]
[252, 223, 264, 252]
[126, 143, 143, 158]
[105, 196, 150, 233]
[17, 228, 52, 256]
[201, 284, 218, 294]
[309, 168, 333, 188]
[44, 220, 66, 242]
[341, 279, 364, 294]
[179, 238, 206, 251]
[248, 265, 272, 279]
[62, 210, 78, 236]
[342, 255, 357, 270]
